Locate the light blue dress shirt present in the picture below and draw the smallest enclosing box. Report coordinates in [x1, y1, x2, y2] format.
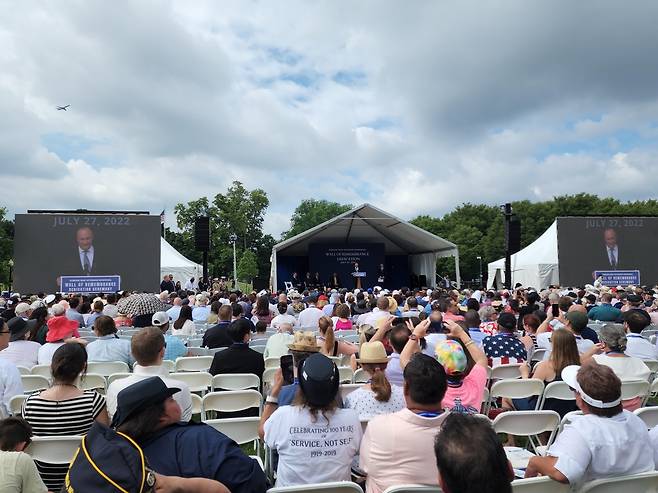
[164, 334, 187, 361]
[86, 335, 134, 366]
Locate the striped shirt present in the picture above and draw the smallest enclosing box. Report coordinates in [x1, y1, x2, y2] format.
[22, 390, 105, 491]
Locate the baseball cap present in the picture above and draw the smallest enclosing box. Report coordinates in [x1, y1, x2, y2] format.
[7, 317, 29, 342]
[497, 312, 517, 331]
[561, 365, 621, 409]
[151, 312, 169, 327]
[111, 377, 179, 428]
[435, 340, 467, 375]
[565, 311, 588, 331]
[298, 353, 339, 407]
[14, 302, 31, 316]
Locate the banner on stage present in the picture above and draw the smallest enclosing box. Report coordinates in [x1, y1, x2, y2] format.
[60, 275, 121, 293]
[593, 270, 640, 286]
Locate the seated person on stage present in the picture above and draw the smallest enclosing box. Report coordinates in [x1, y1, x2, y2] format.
[0, 417, 47, 493]
[359, 352, 448, 493]
[435, 413, 514, 493]
[259, 353, 361, 488]
[114, 377, 266, 493]
[525, 361, 654, 485]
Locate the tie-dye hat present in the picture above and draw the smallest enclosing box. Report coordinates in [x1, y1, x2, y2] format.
[435, 340, 468, 375]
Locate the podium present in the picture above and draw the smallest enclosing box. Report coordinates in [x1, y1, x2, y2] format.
[352, 271, 366, 290]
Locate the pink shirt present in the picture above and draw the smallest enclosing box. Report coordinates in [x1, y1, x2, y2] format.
[441, 364, 487, 411]
[360, 408, 445, 493]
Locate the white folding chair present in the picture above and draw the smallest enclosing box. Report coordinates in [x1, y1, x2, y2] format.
[10, 394, 26, 416]
[492, 410, 560, 456]
[168, 372, 213, 393]
[530, 348, 547, 363]
[107, 373, 132, 386]
[339, 384, 362, 401]
[537, 381, 575, 410]
[174, 356, 213, 372]
[26, 436, 82, 464]
[620, 380, 649, 402]
[30, 365, 52, 378]
[642, 359, 658, 373]
[579, 470, 658, 493]
[490, 363, 524, 380]
[646, 378, 658, 404]
[512, 476, 571, 493]
[486, 379, 544, 414]
[481, 387, 491, 414]
[251, 345, 266, 354]
[268, 482, 363, 493]
[191, 393, 203, 416]
[87, 361, 130, 376]
[338, 366, 354, 383]
[264, 357, 280, 369]
[201, 390, 262, 419]
[208, 347, 226, 355]
[203, 416, 261, 454]
[21, 375, 50, 392]
[188, 338, 203, 347]
[633, 407, 658, 429]
[161, 360, 175, 373]
[212, 373, 260, 391]
[353, 368, 368, 383]
[79, 373, 107, 392]
[187, 347, 210, 356]
[262, 368, 278, 389]
[383, 486, 441, 493]
[328, 356, 343, 366]
[16, 366, 31, 375]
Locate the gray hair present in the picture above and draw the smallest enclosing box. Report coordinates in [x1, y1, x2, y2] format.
[278, 322, 293, 334]
[52, 304, 66, 316]
[478, 306, 496, 322]
[599, 324, 627, 352]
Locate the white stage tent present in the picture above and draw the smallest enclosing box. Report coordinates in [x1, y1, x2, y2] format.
[160, 237, 202, 284]
[270, 203, 461, 290]
[487, 221, 558, 289]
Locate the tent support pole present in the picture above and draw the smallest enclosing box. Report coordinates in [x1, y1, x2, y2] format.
[454, 251, 461, 289]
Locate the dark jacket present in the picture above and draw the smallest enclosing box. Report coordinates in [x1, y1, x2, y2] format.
[209, 343, 265, 381]
[202, 321, 233, 348]
[141, 422, 267, 493]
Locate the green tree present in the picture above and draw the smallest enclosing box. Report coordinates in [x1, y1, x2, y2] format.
[0, 208, 13, 288]
[237, 249, 258, 282]
[283, 199, 353, 240]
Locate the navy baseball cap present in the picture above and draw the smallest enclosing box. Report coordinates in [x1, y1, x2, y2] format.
[111, 377, 179, 428]
[298, 353, 339, 407]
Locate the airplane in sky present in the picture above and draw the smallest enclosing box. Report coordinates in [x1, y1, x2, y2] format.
[56, 105, 70, 111]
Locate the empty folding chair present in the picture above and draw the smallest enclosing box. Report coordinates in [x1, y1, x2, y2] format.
[203, 416, 261, 454]
[79, 373, 106, 393]
[16, 366, 31, 376]
[530, 348, 547, 363]
[251, 345, 266, 354]
[337, 366, 354, 383]
[212, 373, 260, 391]
[486, 379, 544, 414]
[620, 380, 649, 404]
[168, 372, 213, 393]
[353, 368, 368, 384]
[262, 368, 278, 391]
[21, 375, 50, 393]
[490, 363, 524, 381]
[641, 359, 658, 373]
[537, 381, 575, 410]
[26, 436, 82, 465]
[267, 481, 364, 493]
[264, 357, 280, 369]
[511, 476, 571, 493]
[188, 338, 203, 347]
[174, 356, 213, 372]
[202, 390, 262, 419]
[186, 347, 209, 357]
[161, 360, 175, 373]
[87, 361, 130, 376]
[10, 394, 26, 416]
[30, 365, 52, 378]
[339, 384, 362, 402]
[633, 407, 658, 429]
[579, 470, 658, 493]
[190, 393, 203, 416]
[492, 410, 560, 456]
[107, 373, 132, 386]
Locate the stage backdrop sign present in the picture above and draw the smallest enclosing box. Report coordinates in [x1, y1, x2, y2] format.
[14, 213, 160, 293]
[308, 243, 385, 289]
[61, 276, 121, 294]
[557, 217, 658, 287]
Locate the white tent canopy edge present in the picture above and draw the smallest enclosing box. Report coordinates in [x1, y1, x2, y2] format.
[160, 237, 202, 285]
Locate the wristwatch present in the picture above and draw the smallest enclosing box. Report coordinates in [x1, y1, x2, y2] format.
[146, 469, 156, 489]
[409, 334, 419, 341]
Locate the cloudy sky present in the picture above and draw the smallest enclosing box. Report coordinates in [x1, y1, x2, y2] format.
[2, 1, 658, 237]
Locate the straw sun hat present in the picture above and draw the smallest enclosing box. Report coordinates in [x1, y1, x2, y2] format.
[356, 341, 389, 364]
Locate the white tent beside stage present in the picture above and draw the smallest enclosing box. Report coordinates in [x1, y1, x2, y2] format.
[270, 203, 461, 290]
[487, 221, 559, 289]
[160, 237, 202, 285]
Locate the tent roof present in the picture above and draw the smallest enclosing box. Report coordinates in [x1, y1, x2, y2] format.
[273, 203, 458, 256]
[161, 237, 201, 269]
[489, 221, 558, 268]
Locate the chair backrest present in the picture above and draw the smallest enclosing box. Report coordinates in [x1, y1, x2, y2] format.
[190, 393, 203, 415]
[633, 407, 658, 429]
[201, 390, 262, 418]
[30, 364, 52, 378]
[262, 368, 278, 387]
[79, 373, 107, 392]
[492, 410, 560, 454]
[339, 384, 362, 401]
[168, 372, 213, 393]
[160, 360, 175, 373]
[264, 357, 280, 369]
[641, 359, 658, 373]
[9, 394, 26, 416]
[338, 366, 354, 383]
[208, 347, 226, 355]
[21, 375, 50, 392]
[353, 368, 368, 384]
[107, 372, 132, 386]
[16, 366, 31, 376]
[489, 379, 544, 411]
[174, 356, 213, 372]
[251, 345, 266, 354]
[620, 380, 649, 401]
[203, 416, 260, 444]
[26, 435, 82, 464]
[579, 470, 658, 493]
[538, 381, 575, 410]
[383, 486, 441, 493]
[512, 476, 571, 493]
[187, 347, 210, 357]
[530, 348, 548, 363]
[87, 361, 130, 376]
[490, 363, 524, 380]
[188, 338, 204, 347]
[212, 373, 260, 391]
[267, 482, 364, 493]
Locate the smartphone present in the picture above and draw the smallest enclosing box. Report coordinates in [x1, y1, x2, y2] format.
[280, 355, 294, 385]
[551, 304, 559, 317]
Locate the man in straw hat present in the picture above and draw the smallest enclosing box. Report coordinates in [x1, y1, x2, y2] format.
[525, 361, 653, 485]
